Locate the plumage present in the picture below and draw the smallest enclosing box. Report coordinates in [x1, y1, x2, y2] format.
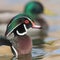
[24, 1, 44, 21]
[5, 12, 41, 56]
[0, 36, 18, 58]
[5, 13, 41, 36]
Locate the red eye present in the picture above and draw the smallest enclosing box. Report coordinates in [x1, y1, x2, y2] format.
[24, 20, 29, 24]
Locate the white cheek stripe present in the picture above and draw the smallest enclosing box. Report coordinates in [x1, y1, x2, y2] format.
[16, 24, 27, 36]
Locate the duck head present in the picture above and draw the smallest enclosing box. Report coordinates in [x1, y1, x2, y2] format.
[24, 1, 44, 15]
[5, 15, 42, 36]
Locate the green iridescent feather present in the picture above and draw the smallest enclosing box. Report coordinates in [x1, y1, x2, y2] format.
[24, 1, 44, 21]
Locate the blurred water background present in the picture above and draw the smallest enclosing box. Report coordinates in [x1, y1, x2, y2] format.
[0, 0, 60, 60]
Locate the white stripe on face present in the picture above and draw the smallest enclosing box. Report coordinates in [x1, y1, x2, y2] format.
[16, 24, 27, 36]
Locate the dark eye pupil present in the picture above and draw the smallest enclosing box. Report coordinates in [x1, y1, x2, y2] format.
[24, 20, 29, 24]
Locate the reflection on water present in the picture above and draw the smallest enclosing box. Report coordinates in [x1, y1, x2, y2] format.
[18, 54, 32, 60]
[1, 47, 60, 60]
[32, 48, 46, 57]
[45, 49, 60, 56]
[0, 56, 13, 60]
[32, 47, 46, 60]
[0, 47, 46, 60]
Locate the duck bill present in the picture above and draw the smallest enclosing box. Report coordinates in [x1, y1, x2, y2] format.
[32, 25, 42, 29]
[32, 22, 42, 29]
[44, 8, 56, 16]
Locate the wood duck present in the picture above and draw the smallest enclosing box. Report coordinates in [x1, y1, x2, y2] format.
[0, 36, 18, 58]
[24, 1, 48, 45]
[5, 14, 42, 55]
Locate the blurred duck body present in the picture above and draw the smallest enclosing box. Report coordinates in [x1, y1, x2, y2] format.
[24, 1, 49, 45]
[24, 1, 48, 32]
[24, 1, 44, 21]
